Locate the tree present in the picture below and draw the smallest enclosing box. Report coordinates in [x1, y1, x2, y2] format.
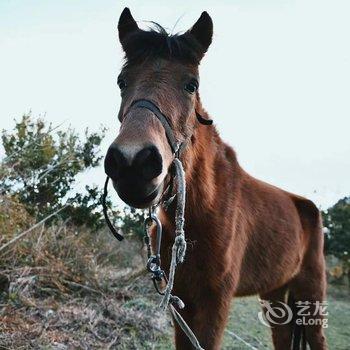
[1, 114, 107, 230]
[121, 207, 146, 239]
[323, 197, 350, 283]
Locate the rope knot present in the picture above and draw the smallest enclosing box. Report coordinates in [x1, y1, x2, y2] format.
[175, 234, 187, 263]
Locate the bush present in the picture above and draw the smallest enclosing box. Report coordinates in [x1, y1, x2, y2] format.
[1, 114, 107, 229]
[0, 195, 34, 238]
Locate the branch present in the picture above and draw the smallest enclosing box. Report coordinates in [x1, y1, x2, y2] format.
[0, 205, 67, 253]
[2, 120, 67, 163]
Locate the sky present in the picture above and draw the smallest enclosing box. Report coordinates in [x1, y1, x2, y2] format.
[0, 0, 349, 209]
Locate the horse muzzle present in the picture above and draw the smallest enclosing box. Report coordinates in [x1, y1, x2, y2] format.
[104, 142, 164, 208]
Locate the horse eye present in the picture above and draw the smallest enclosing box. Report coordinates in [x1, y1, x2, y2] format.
[117, 78, 127, 90]
[184, 81, 198, 94]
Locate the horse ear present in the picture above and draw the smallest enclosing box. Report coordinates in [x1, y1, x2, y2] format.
[118, 8, 139, 45]
[187, 12, 213, 54]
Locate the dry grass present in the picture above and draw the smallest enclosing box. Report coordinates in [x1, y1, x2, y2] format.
[0, 282, 172, 349]
[0, 201, 173, 349]
[2, 197, 349, 349]
[0, 196, 34, 238]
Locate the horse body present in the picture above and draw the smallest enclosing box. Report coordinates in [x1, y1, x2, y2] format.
[105, 8, 327, 349]
[158, 120, 326, 349]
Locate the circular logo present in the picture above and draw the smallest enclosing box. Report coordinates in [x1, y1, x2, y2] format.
[258, 299, 293, 327]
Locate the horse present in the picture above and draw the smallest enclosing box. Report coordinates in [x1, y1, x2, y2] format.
[104, 8, 327, 350]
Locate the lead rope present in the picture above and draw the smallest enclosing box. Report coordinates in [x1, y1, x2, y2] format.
[170, 304, 204, 350]
[159, 158, 186, 310]
[103, 158, 204, 349]
[144, 157, 204, 350]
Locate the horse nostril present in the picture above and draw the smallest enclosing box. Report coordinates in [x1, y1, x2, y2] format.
[133, 145, 163, 181]
[104, 144, 127, 180]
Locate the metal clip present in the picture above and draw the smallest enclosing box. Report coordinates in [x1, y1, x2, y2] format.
[144, 209, 164, 281]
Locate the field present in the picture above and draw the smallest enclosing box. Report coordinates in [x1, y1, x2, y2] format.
[223, 285, 350, 350]
[155, 285, 350, 349]
[1, 106, 349, 349]
[1, 226, 349, 350]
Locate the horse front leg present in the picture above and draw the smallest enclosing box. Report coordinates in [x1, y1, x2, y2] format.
[173, 290, 232, 350]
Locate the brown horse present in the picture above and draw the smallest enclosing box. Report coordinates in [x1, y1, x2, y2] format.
[104, 8, 327, 350]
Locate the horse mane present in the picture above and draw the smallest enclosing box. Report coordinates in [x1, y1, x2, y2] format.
[121, 23, 204, 66]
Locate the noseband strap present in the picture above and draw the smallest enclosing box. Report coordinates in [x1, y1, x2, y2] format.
[129, 99, 213, 157]
[130, 99, 179, 155]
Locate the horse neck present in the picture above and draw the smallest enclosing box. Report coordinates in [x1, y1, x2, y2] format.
[162, 118, 241, 227]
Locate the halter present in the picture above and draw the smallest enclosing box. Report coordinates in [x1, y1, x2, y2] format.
[102, 98, 212, 241]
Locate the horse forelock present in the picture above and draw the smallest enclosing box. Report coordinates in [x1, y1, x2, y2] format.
[121, 23, 205, 67]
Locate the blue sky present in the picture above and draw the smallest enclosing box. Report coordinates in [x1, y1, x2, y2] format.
[0, 0, 349, 208]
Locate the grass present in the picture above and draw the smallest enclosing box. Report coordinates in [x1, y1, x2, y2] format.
[1, 215, 349, 349]
[324, 285, 350, 350]
[153, 285, 350, 350]
[0, 221, 173, 349]
[223, 296, 272, 349]
[222, 285, 350, 350]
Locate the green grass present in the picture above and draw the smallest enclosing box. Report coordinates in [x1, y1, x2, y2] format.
[324, 285, 350, 350]
[157, 285, 350, 349]
[223, 296, 272, 349]
[222, 285, 350, 350]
